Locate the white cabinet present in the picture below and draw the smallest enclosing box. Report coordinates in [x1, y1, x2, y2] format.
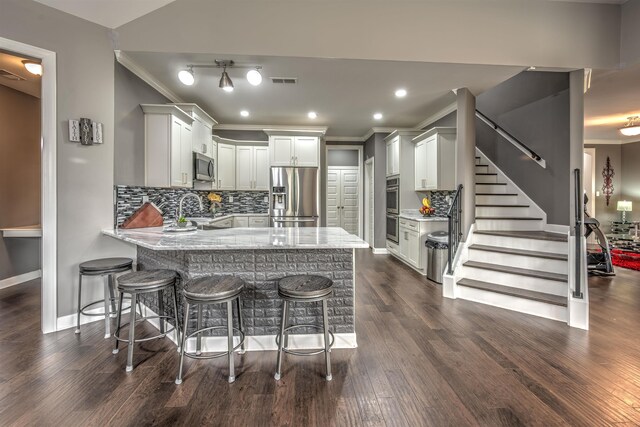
[170, 103, 217, 156]
[236, 145, 269, 190]
[399, 219, 422, 269]
[217, 142, 236, 190]
[233, 217, 249, 227]
[413, 127, 456, 191]
[211, 216, 234, 228]
[141, 104, 194, 188]
[385, 136, 400, 177]
[268, 135, 319, 167]
[249, 216, 269, 227]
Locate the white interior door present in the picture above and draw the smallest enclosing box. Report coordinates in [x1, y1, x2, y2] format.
[340, 169, 360, 235]
[326, 169, 340, 227]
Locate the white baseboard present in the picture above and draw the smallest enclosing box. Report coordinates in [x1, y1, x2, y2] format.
[545, 224, 570, 234]
[57, 305, 114, 331]
[372, 247, 388, 255]
[0, 270, 41, 290]
[58, 303, 358, 350]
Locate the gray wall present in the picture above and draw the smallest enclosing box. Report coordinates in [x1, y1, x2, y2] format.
[621, 141, 640, 222]
[212, 129, 268, 141]
[476, 71, 571, 225]
[584, 144, 622, 233]
[114, 61, 170, 186]
[0, 0, 134, 317]
[422, 111, 457, 129]
[364, 132, 390, 249]
[621, 0, 640, 67]
[328, 149, 359, 167]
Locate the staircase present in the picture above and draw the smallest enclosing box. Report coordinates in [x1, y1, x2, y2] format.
[455, 151, 569, 322]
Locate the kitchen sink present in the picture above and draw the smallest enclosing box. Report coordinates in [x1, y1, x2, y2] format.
[198, 224, 232, 230]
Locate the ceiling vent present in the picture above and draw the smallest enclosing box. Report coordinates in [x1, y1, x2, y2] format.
[0, 69, 25, 81]
[270, 77, 297, 84]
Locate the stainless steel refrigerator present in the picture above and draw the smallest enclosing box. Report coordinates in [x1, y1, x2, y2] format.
[270, 167, 319, 227]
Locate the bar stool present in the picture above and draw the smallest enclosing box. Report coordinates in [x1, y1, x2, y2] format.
[112, 269, 181, 372]
[75, 257, 133, 338]
[176, 276, 246, 385]
[274, 275, 335, 382]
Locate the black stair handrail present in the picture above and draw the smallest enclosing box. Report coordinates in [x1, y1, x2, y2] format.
[447, 185, 463, 275]
[475, 109, 545, 166]
[573, 169, 583, 299]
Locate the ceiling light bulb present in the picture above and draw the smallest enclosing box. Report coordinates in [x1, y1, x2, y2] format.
[240, 110, 249, 117]
[308, 111, 317, 119]
[178, 68, 194, 85]
[219, 67, 234, 92]
[620, 116, 640, 136]
[395, 89, 407, 98]
[246, 68, 262, 86]
[22, 60, 42, 76]
[223, 86, 234, 93]
[373, 113, 383, 120]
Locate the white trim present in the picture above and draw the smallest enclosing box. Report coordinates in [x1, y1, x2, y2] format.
[325, 145, 364, 239]
[0, 270, 42, 290]
[360, 127, 408, 142]
[372, 248, 389, 255]
[325, 136, 364, 143]
[415, 102, 457, 130]
[140, 104, 194, 124]
[583, 147, 596, 217]
[212, 135, 267, 145]
[56, 305, 107, 331]
[0, 37, 58, 334]
[1, 226, 42, 238]
[364, 157, 375, 247]
[215, 124, 327, 136]
[114, 50, 184, 103]
[545, 224, 571, 234]
[584, 138, 638, 145]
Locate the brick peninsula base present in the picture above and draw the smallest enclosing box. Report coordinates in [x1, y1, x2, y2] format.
[102, 227, 367, 351]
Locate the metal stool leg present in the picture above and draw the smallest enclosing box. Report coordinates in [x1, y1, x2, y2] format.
[236, 297, 246, 354]
[108, 274, 117, 318]
[126, 292, 137, 372]
[75, 272, 83, 334]
[227, 300, 235, 383]
[158, 290, 165, 334]
[103, 276, 112, 339]
[322, 299, 332, 381]
[175, 302, 190, 385]
[274, 300, 288, 381]
[283, 300, 290, 350]
[196, 305, 203, 356]
[172, 285, 181, 351]
[113, 292, 124, 354]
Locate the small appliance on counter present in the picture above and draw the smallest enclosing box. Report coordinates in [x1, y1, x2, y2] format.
[270, 167, 319, 227]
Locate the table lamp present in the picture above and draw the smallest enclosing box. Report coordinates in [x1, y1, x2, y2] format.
[617, 200, 632, 223]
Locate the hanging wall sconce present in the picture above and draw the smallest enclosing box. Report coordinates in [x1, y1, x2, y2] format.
[601, 156, 614, 206]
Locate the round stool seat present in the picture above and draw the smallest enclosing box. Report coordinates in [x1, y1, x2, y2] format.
[80, 257, 133, 273]
[117, 269, 177, 291]
[278, 275, 333, 299]
[184, 276, 245, 301]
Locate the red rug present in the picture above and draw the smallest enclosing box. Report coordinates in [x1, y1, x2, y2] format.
[611, 249, 640, 271]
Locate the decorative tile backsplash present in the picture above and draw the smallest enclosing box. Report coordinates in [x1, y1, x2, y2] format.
[426, 190, 457, 216]
[115, 185, 269, 226]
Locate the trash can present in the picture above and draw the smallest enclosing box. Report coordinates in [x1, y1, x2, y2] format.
[426, 231, 449, 284]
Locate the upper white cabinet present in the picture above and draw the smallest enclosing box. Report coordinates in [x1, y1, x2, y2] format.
[236, 145, 269, 191]
[170, 103, 217, 156]
[268, 133, 320, 167]
[385, 136, 400, 176]
[141, 104, 194, 188]
[217, 142, 236, 190]
[413, 127, 456, 191]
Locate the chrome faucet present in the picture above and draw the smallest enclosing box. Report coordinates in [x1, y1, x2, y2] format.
[177, 193, 203, 219]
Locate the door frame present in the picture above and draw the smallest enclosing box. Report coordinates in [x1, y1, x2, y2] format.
[325, 145, 364, 238]
[364, 157, 375, 247]
[0, 37, 58, 333]
[583, 147, 596, 217]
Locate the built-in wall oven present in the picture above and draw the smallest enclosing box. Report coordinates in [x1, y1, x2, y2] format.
[386, 176, 400, 243]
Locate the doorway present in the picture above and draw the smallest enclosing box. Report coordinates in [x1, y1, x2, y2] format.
[584, 148, 595, 216]
[0, 36, 57, 334]
[325, 145, 363, 237]
[364, 158, 374, 247]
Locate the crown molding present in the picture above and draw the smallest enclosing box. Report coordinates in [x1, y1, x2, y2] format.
[584, 138, 640, 145]
[324, 136, 365, 142]
[214, 123, 328, 136]
[212, 135, 268, 145]
[415, 102, 457, 130]
[115, 50, 184, 103]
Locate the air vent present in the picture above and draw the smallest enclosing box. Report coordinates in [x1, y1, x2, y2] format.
[270, 77, 297, 84]
[0, 69, 25, 81]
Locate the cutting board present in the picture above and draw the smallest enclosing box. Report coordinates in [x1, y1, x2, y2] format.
[120, 203, 164, 229]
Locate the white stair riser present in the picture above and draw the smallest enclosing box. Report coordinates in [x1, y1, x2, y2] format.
[475, 158, 481, 165]
[475, 194, 519, 205]
[467, 249, 568, 275]
[457, 285, 567, 322]
[475, 165, 490, 173]
[476, 174, 498, 184]
[460, 265, 568, 296]
[476, 218, 543, 231]
[475, 184, 507, 194]
[472, 233, 568, 254]
[475, 206, 531, 217]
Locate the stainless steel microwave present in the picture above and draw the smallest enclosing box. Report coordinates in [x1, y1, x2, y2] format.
[193, 152, 214, 182]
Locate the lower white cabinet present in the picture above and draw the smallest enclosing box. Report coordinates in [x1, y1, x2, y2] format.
[399, 227, 421, 268]
[210, 215, 269, 228]
[388, 218, 447, 275]
[233, 217, 249, 228]
[249, 216, 269, 227]
[211, 216, 234, 228]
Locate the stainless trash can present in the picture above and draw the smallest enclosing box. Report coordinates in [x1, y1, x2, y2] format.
[426, 231, 449, 284]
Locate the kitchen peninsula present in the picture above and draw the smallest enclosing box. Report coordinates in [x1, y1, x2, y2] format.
[102, 226, 368, 350]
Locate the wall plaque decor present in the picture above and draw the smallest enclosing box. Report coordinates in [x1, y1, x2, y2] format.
[602, 156, 614, 206]
[68, 120, 80, 142]
[79, 117, 93, 145]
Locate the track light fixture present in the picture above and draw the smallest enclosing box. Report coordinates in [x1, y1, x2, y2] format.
[178, 66, 194, 86]
[246, 67, 262, 86]
[178, 60, 263, 91]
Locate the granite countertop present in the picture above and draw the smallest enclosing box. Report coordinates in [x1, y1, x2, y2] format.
[102, 227, 369, 251]
[398, 211, 448, 222]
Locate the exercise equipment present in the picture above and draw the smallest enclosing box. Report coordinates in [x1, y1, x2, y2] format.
[584, 194, 615, 276]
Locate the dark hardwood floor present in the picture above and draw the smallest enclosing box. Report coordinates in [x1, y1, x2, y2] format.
[2, 250, 640, 426]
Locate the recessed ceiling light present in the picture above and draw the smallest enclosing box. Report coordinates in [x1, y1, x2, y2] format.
[395, 89, 407, 98]
[308, 111, 317, 119]
[246, 68, 262, 86]
[240, 110, 249, 117]
[22, 60, 42, 76]
[373, 113, 383, 120]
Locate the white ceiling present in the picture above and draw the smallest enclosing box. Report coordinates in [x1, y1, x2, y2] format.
[34, 0, 175, 28]
[124, 52, 523, 137]
[0, 51, 41, 98]
[584, 64, 640, 141]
